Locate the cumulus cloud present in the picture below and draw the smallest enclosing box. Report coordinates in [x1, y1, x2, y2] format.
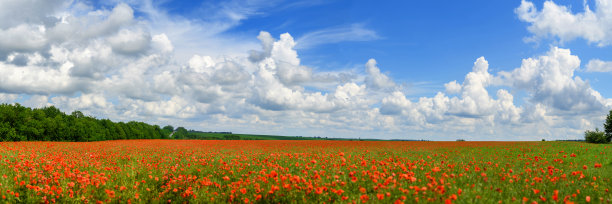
[0, 24, 47, 54]
[585, 59, 612, 72]
[381, 57, 522, 125]
[108, 28, 151, 55]
[516, 0, 612, 46]
[446, 57, 497, 117]
[444, 81, 461, 94]
[51, 93, 109, 111]
[0, 0, 68, 29]
[365, 59, 395, 90]
[500, 47, 608, 112]
[0, 61, 90, 94]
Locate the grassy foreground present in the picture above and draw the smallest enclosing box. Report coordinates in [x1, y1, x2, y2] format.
[0, 140, 609, 203]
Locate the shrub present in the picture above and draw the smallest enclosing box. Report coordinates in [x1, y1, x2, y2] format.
[585, 128, 608, 144]
[456, 139, 465, 142]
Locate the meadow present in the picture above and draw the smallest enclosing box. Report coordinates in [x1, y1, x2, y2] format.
[0, 140, 609, 203]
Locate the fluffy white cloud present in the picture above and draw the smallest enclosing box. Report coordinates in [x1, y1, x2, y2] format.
[516, 0, 612, 46]
[446, 57, 497, 117]
[151, 34, 173, 53]
[585, 59, 612, 72]
[500, 47, 608, 112]
[108, 28, 151, 55]
[444, 80, 461, 94]
[365, 59, 395, 90]
[0, 0, 68, 29]
[0, 24, 47, 54]
[51, 93, 109, 111]
[381, 57, 522, 125]
[0, 61, 90, 94]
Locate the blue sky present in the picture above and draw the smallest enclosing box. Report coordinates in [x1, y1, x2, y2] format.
[1, 0, 612, 140]
[153, 0, 612, 97]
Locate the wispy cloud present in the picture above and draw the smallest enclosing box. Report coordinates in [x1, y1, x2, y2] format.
[295, 24, 380, 49]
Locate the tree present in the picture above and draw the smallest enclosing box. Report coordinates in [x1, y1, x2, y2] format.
[42, 106, 62, 118]
[0, 104, 193, 141]
[174, 127, 188, 139]
[0, 122, 16, 141]
[71, 111, 84, 119]
[585, 128, 607, 144]
[605, 109, 612, 142]
[161, 125, 174, 139]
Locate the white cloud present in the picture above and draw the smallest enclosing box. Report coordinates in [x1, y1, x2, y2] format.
[444, 80, 461, 94]
[0, 24, 47, 54]
[380, 91, 413, 115]
[51, 93, 110, 111]
[295, 24, 379, 49]
[495, 89, 522, 124]
[108, 28, 151, 55]
[500, 47, 608, 112]
[151, 34, 173, 53]
[0, 93, 19, 104]
[0, 0, 68, 29]
[0, 61, 89, 94]
[585, 59, 612, 72]
[365, 59, 396, 90]
[446, 57, 497, 117]
[516, 0, 612, 46]
[23, 95, 50, 108]
[380, 56, 523, 126]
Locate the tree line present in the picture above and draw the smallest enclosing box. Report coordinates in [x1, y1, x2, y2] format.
[0, 103, 178, 142]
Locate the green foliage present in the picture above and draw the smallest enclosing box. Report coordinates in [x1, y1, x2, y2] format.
[0, 103, 170, 142]
[160, 125, 174, 139]
[223, 134, 240, 140]
[605, 109, 612, 142]
[173, 127, 188, 139]
[585, 128, 608, 144]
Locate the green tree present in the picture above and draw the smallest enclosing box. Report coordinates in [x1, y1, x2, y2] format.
[174, 127, 188, 139]
[163, 125, 174, 132]
[71, 110, 84, 119]
[0, 122, 16, 141]
[42, 106, 62, 118]
[585, 128, 607, 144]
[605, 109, 612, 142]
[0, 103, 188, 141]
[161, 125, 174, 139]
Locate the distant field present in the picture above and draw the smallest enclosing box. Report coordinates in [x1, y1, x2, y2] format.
[182, 131, 323, 140]
[180, 131, 377, 140]
[0, 140, 609, 203]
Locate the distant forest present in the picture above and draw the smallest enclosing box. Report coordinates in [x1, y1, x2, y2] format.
[0, 103, 175, 141]
[0, 103, 380, 141]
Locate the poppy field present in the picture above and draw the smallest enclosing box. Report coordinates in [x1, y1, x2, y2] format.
[0, 140, 610, 203]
